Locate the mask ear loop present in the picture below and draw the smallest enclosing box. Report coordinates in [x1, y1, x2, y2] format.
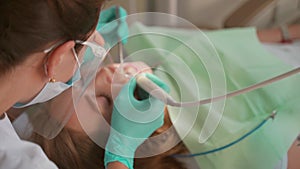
[72, 48, 81, 68]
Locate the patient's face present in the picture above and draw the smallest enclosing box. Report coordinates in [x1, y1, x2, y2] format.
[66, 62, 153, 132]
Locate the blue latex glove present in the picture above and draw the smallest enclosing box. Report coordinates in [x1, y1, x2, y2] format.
[104, 73, 170, 169]
[97, 6, 128, 46]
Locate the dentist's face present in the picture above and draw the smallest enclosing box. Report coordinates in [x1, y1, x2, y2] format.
[66, 62, 153, 132]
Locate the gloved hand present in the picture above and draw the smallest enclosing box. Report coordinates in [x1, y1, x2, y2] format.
[97, 6, 128, 46]
[104, 73, 170, 169]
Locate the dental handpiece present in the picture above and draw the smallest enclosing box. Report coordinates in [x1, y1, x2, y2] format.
[136, 67, 300, 107]
[115, 6, 125, 74]
[136, 74, 204, 107]
[136, 74, 178, 106]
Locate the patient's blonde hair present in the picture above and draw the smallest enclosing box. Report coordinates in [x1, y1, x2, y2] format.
[30, 108, 189, 169]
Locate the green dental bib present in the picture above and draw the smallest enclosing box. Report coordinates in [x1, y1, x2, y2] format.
[125, 23, 300, 169]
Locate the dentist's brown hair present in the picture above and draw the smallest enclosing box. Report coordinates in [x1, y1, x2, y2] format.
[0, 0, 103, 75]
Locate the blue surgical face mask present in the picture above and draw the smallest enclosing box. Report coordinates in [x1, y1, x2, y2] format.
[13, 48, 82, 108]
[13, 69, 81, 108]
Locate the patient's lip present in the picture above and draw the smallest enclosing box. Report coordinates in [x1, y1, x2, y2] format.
[125, 62, 153, 75]
[123, 63, 139, 75]
[103, 62, 151, 85]
[125, 66, 138, 75]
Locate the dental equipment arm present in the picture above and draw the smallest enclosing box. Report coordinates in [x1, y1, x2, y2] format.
[136, 67, 300, 107]
[116, 6, 125, 74]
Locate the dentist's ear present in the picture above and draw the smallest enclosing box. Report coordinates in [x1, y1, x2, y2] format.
[44, 41, 75, 80]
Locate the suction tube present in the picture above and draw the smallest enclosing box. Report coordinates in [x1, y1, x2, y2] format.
[136, 74, 178, 106]
[136, 67, 300, 107]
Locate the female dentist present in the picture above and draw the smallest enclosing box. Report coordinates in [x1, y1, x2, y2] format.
[0, 1, 168, 169]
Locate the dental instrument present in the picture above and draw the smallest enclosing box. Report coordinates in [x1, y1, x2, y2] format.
[136, 67, 300, 107]
[116, 5, 125, 74]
